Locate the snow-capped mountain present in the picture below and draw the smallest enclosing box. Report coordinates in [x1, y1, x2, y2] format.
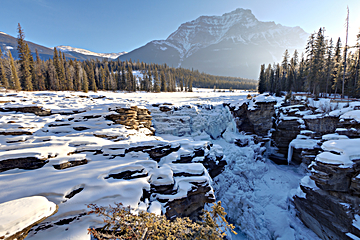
[0, 31, 125, 61]
[56, 45, 127, 59]
[118, 8, 308, 79]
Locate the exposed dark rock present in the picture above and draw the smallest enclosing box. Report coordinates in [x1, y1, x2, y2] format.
[143, 144, 181, 161]
[229, 101, 276, 136]
[294, 185, 360, 240]
[304, 116, 339, 135]
[53, 159, 88, 170]
[151, 184, 176, 195]
[0, 106, 51, 116]
[164, 181, 215, 221]
[0, 157, 48, 172]
[0, 131, 33, 135]
[105, 169, 148, 180]
[65, 187, 84, 199]
[73, 126, 90, 131]
[159, 105, 172, 112]
[310, 161, 354, 192]
[48, 123, 71, 127]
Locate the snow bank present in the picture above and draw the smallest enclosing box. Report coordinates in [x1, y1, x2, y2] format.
[0, 196, 56, 239]
[317, 139, 360, 167]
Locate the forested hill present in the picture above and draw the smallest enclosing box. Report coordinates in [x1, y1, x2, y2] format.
[258, 27, 360, 98]
[0, 27, 257, 93]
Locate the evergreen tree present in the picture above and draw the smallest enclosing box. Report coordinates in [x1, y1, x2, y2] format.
[127, 66, 135, 91]
[332, 38, 342, 95]
[281, 49, 289, 91]
[146, 68, 152, 92]
[121, 65, 126, 90]
[274, 64, 281, 96]
[17, 23, 33, 91]
[153, 67, 160, 92]
[324, 38, 334, 95]
[82, 68, 88, 93]
[0, 48, 9, 89]
[35, 49, 45, 91]
[188, 75, 193, 92]
[9, 51, 21, 91]
[258, 64, 266, 93]
[0, 61, 8, 89]
[74, 61, 81, 91]
[47, 60, 59, 90]
[160, 70, 166, 92]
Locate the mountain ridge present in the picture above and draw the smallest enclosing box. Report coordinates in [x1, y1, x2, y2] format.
[56, 45, 127, 59]
[0, 31, 125, 61]
[118, 8, 308, 79]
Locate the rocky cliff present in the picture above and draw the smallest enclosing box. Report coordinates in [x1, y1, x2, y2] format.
[269, 97, 360, 239]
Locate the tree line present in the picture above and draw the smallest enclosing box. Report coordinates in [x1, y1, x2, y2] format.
[258, 26, 360, 98]
[0, 24, 257, 93]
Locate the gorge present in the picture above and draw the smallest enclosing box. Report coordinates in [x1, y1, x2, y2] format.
[1, 89, 360, 240]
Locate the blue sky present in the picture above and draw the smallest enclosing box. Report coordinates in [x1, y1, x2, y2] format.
[1, 0, 360, 53]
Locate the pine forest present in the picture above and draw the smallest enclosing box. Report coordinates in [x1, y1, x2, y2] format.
[0, 24, 257, 93]
[258, 27, 360, 99]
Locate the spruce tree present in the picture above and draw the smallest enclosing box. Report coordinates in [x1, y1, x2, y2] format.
[82, 68, 88, 93]
[0, 48, 9, 89]
[188, 75, 193, 92]
[9, 51, 21, 91]
[324, 38, 334, 95]
[160, 70, 166, 92]
[121, 65, 126, 90]
[127, 66, 135, 91]
[281, 49, 289, 91]
[332, 38, 342, 95]
[0, 61, 9, 89]
[147, 68, 152, 92]
[35, 49, 45, 91]
[17, 23, 33, 91]
[153, 67, 160, 92]
[258, 64, 266, 93]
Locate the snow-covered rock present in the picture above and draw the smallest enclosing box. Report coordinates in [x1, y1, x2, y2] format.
[0, 196, 57, 240]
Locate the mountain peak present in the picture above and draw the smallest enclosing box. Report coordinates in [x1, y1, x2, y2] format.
[224, 8, 253, 16]
[119, 8, 308, 79]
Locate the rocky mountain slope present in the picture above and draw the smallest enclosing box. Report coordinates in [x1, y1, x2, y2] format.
[118, 8, 308, 79]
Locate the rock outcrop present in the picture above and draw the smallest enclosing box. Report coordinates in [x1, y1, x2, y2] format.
[228, 99, 276, 136]
[294, 139, 360, 240]
[106, 106, 153, 131]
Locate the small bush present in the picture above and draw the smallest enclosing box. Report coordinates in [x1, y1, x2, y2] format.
[87, 201, 236, 240]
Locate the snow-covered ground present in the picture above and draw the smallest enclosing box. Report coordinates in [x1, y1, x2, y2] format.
[0, 89, 320, 239]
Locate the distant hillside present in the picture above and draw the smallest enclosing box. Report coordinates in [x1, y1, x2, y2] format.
[0, 32, 124, 61]
[0, 31, 70, 60]
[56, 45, 127, 60]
